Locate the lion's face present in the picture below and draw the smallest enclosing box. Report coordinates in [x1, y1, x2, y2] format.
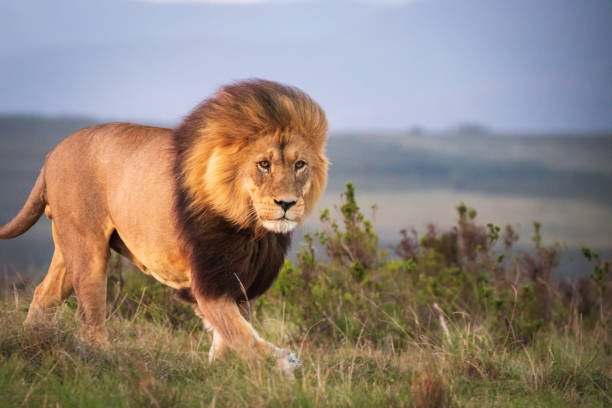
[243, 135, 314, 234]
[178, 79, 328, 234]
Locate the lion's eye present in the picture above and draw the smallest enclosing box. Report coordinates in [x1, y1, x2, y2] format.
[258, 160, 270, 171]
[295, 160, 306, 171]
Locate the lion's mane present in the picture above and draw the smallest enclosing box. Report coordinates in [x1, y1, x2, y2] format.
[172, 79, 328, 302]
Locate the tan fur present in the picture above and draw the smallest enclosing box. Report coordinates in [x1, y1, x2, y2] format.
[1, 80, 328, 374]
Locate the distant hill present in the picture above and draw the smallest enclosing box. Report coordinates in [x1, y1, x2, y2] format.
[1, 115, 611, 273]
[327, 132, 612, 205]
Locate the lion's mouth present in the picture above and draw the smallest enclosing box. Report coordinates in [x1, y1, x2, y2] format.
[261, 218, 298, 234]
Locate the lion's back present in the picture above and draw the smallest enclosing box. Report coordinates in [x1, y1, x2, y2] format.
[43, 122, 174, 220]
[51, 122, 169, 159]
[45, 122, 171, 173]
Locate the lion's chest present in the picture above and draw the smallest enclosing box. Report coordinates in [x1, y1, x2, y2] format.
[189, 225, 292, 301]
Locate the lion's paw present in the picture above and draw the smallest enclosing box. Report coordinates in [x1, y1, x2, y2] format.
[287, 352, 302, 368]
[273, 348, 302, 378]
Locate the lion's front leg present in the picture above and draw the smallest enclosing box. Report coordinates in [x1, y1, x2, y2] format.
[190, 302, 229, 362]
[205, 300, 253, 363]
[208, 330, 228, 362]
[195, 296, 300, 375]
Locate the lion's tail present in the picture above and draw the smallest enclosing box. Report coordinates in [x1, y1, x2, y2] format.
[0, 167, 46, 240]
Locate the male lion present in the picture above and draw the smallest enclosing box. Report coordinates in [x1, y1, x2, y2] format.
[0, 79, 328, 373]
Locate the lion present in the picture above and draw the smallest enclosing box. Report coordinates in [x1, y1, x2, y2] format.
[0, 79, 328, 373]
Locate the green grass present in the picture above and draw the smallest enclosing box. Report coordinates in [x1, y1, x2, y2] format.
[0, 296, 609, 407]
[0, 183, 610, 407]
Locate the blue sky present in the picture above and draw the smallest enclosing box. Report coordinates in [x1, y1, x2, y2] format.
[1, 0, 611, 132]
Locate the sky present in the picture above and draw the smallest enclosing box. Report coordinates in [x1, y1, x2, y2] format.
[0, 0, 611, 132]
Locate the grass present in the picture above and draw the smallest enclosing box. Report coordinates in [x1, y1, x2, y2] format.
[0, 296, 609, 407]
[0, 183, 610, 407]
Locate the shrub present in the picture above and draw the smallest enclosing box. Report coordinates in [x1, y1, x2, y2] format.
[261, 183, 610, 349]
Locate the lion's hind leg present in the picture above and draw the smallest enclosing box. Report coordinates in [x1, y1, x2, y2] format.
[51, 221, 113, 346]
[24, 221, 74, 328]
[69, 245, 111, 345]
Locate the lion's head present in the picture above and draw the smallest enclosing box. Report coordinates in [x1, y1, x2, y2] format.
[174, 79, 328, 234]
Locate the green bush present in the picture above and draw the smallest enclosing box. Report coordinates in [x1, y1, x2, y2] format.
[259, 183, 609, 349]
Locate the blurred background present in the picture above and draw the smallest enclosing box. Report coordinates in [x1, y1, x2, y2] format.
[1, 0, 611, 278]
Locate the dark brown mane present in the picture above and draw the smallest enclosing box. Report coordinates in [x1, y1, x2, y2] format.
[172, 192, 290, 302]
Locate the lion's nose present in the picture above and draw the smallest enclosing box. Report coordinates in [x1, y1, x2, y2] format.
[274, 200, 296, 212]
